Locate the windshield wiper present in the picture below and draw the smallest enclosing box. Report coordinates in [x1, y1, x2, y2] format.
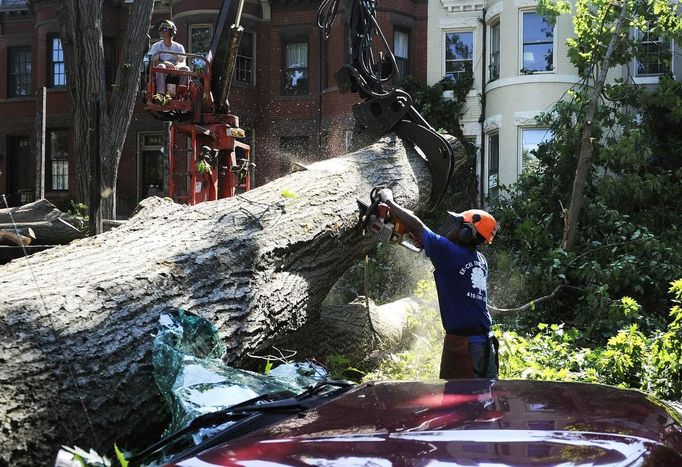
[128, 390, 296, 465]
[129, 380, 356, 466]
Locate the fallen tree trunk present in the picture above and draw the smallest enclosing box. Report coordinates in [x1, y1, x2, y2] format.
[0, 198, 84, 245]
[255, 296, 426, 368]
[0, 135, 449, 466]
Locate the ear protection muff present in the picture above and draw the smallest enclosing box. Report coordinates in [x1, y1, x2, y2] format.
[451, 215, 478, 245]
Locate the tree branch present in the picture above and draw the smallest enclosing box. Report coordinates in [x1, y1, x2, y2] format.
[489, 284, 584, 315]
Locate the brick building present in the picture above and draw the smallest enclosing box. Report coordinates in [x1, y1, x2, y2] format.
[0, 0, 428, 217]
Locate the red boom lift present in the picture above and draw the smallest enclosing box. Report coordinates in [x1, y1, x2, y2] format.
[144, 0, 252, 205]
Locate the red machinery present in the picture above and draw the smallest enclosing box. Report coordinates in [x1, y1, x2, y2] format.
[144, 2, 251, 205]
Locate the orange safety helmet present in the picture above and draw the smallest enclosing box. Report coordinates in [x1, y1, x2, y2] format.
[448, 209, 499, 244]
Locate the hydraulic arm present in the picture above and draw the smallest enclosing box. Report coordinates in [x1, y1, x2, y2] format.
[317, 0, 456, 210]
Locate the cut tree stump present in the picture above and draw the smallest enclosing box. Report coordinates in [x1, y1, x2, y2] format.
[0, 198, 84, 245]
[0, 135, 463, 466]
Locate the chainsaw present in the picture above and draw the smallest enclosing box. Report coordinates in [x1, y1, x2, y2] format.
[358, 187, 422, 252]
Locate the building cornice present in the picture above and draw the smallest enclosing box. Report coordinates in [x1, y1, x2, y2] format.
[439, 0, 483, 13]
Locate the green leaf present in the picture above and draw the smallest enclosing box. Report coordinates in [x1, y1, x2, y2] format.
[280, 189, 298, 199]
[114, 444, 128, 467]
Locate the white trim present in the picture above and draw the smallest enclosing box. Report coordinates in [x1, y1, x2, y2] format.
[439, 0, 484, 13]
[632, 28, 675, 80]
[486, 73, 580, 91]
[488, 19, 501, 81]
[483, 114, 502, 132]
[260, 0, 271, 21]
[518, 126, 552, 175]
[632, 76, 666, 85]
[519, 9, 557, 75]
[486, 132, 500, 195]
[442, 29, 476, 81]
[439, 17, 480, 29]
[461, 121, 481, 136]
[235, 29, 257, 86]
[173, 10, 219, 21]
[513, 110, 542, 126]
[486, 1, 503, 19]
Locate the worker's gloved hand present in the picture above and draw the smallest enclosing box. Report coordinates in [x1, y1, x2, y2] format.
[377, 188, 393, 203]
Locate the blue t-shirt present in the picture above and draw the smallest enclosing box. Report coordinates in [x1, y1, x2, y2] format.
[421, 226, 492, 339]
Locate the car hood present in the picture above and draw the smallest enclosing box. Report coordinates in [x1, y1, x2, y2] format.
[169, 379, 682, 466]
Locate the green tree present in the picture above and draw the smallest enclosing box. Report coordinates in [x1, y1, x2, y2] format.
[538, 0, 682, 250]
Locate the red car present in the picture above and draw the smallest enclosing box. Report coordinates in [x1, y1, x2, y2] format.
[141, 379, 682, 466]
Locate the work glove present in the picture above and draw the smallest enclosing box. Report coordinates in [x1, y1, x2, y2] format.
[377, 188, 393, 203]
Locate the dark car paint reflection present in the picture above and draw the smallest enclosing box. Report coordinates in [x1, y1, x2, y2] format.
[168, 380, 682, 466]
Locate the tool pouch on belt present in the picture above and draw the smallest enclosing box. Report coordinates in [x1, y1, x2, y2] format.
[440, 334, 474, 379]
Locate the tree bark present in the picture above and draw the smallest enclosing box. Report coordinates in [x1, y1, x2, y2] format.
[57, 0, 154, 224]
[0, 136, 441, 466]
[561, 0, 629, 251]
[259, 296, 425, 367]
[0, 198, 83, 246]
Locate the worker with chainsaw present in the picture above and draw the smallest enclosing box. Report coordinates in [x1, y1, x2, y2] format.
[148, 20, 191, 96]
[376, 188, 499, 379]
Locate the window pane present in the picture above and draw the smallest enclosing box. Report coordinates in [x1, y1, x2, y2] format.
[51, 38, 66, 87]
[489, 133, 500, 196]
[9, 48, 31, 97]
[445, 32, 473, 82]
[522, 12, 553, 72]
[52, 160, 69, 191]
[445, 32, 473, 60]
[286, 42, 308, 67]
[49, 130, 69, 191]
[283, 41, 308, 95]
[284, 69, 308, 94]
[523, 13, 553, 44]
[190, 25, 212, 55]
[522, 128, 552, 172]
[490, 22, 500, 80]
[523, 43, 553, 71]
[394, 30, 408, 59]
[235, 31, 254, 84]
[635, 26, 670, 76]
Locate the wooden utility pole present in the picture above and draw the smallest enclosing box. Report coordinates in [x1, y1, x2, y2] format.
[34, 87, 46, 200]
[89, 95, 102, 234]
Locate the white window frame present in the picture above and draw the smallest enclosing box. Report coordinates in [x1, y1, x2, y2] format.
[443, 29, 474, 82]
[50, 37, 66, 87]
[137, 132, 164, 201]
[234, 29, 256, 85]
[49, 129, 69, 192]
[489, 19, 501, 81]
[519, 127, 552, 174]
[519, 10, 556, 75]
[633, 25, 673, 83]
[393, 29, 410, 81]
[487, 132, 500, 197]
[189, 23, 213, 55]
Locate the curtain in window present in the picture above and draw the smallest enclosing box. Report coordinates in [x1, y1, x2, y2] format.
[394, 31, 408, 59]
[286, 43, 308, 68]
